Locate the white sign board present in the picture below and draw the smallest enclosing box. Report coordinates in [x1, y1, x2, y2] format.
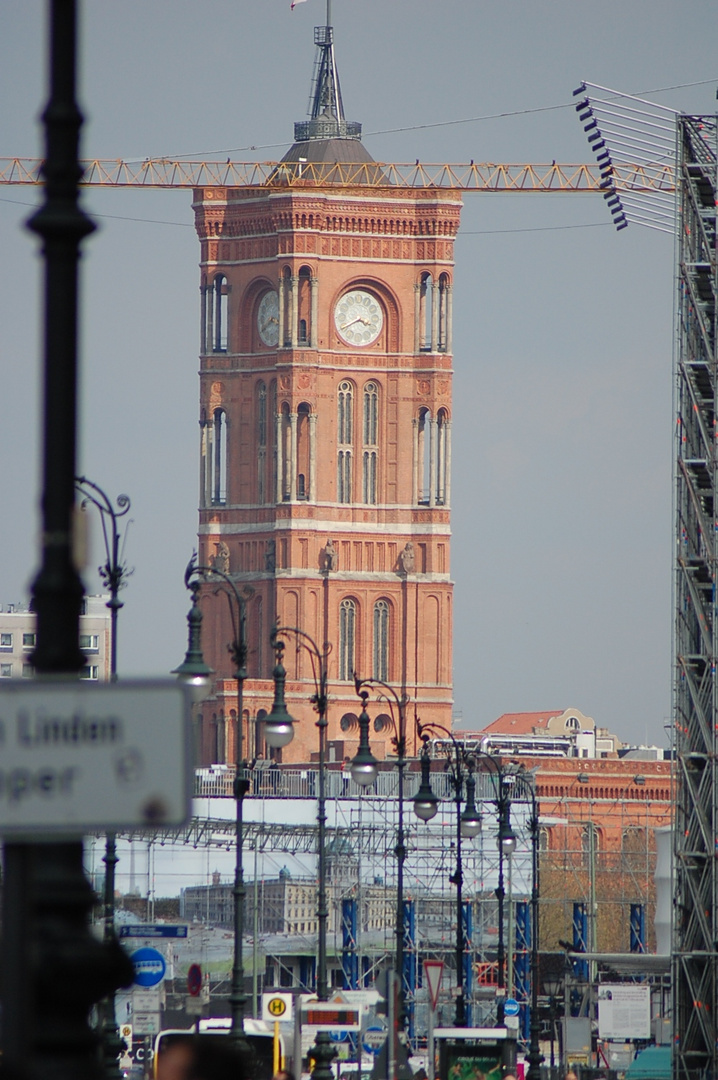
[597, 985, 651, 1040]
[262, 992, 294, 1022]
[0, 682, 191, 833]
[133, 1011, 161, 1036]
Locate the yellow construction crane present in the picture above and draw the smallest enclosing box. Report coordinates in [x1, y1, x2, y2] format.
[0, 156, 674, 193]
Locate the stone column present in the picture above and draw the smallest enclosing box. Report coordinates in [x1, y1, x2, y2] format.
[414, 282, 421, 353]
[310, 276, 319, 348]
[289, 412, 298, 501]
[289, 276, 298, 349]
[207, 282, 214, 353]
[278, 276, 285, 348]
[200, 285, 207, 354]
[444, 420, 452, 508]
[412, 417, 419, 505]
[431, 280, 439, 352]
[428, 416, 437, 507]
[275, 412, 283, 502]
[446, 285, 453, 354]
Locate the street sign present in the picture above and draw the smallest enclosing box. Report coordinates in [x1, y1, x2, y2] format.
[120, 924, 188, 939]
[301, 1004, 361, 1031]
[362, 1026, 387, 1055]
[504, 998, 520, 1017]
[131, 947, 166, 988]
[132, 988, 162, 1011]
[262, 992, 294, 1022]
[187, 963, 202, 998]
[424, 959, 444, 1011]
[0, 681, 192, 833]
[132, 1012, 161, 1036]
[120, 1024, 133, 1052]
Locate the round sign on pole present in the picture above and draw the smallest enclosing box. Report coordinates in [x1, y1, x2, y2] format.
[187, 963, 202, 997]
[503, 997, 520, 1017]
[362, 1026, 387, 1055]
[131, 947, 166, 988]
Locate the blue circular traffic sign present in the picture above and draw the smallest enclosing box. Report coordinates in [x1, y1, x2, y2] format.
[503, 997, 520, 1017]
[131, 946, 166, 988]
[362, 1026, 387, 1055]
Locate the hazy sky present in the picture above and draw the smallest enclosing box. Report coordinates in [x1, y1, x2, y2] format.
[1, 1, 716, 750]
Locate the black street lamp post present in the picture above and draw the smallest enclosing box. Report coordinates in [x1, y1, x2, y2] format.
[512, 772, 543, 1080]
[411, 732, 481, 1028]
[473, 758, 542, 1077]
[176, 556, 252, 1054]
[265, 627, 370, 1080]
[350, 679, 408, 1040]
[75, 476, 132, 1079]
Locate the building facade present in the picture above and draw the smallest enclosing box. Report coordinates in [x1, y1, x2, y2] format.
[0, 595, 111, 683]
[192, 21, 461, 764]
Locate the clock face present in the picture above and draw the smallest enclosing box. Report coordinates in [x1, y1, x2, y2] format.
[334, 289, 383, 347]
[257, 290, 279, 347]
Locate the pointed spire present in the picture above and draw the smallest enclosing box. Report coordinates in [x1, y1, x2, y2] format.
[293, 11, 361, 144]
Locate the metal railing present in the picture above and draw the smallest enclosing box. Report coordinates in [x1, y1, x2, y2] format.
[194, 766, 527, 803]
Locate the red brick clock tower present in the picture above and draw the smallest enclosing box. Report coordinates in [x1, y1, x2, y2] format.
[192, 20, 461, 765]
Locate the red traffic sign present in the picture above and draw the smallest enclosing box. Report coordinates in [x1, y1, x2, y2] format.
[424, 960, 444, 1011]
[187, 963, 202, 997]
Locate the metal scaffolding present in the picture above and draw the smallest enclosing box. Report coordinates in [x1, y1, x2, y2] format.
[673, 113, 718, 1080]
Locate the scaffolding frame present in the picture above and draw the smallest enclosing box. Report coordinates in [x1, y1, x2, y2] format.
[674, 113, 718, 1080]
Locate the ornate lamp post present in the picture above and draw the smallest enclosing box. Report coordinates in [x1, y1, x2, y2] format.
[265, 626, 367, 1080]
[175, 555, 252, 1053]
[350, 679, 409, 1038]
[410, 731, 481, 1027]
[512, 771, 543, 1080]
[75, 476, 131, 1079]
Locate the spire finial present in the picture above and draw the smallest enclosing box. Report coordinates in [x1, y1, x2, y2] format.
[292, 0, 361, 144]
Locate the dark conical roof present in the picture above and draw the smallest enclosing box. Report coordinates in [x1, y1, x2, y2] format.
[283, 22, 375, 167]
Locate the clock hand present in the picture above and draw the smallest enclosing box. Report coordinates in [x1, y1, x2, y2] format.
[340, 317, 362, 331]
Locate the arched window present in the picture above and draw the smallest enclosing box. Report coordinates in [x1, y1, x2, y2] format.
[338, 381, 354, 504]
[209, 407, 228, 505]
[338, 381, 353, 445]
[438, 273, 450, 352]
[339, 599, 356, 680]
[418, 408, 431, 505]
[436, 409, 449, 506]
[296, 402, 311, 501]
[373, 600, 390, 681]
[363, 383, 378, 446]
[209, 273, 228, 352]
[419, 272, 433, 351]
[362, 382, 379, 505]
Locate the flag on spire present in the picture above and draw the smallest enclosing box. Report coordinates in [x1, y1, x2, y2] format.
[290, 0, 309, 8]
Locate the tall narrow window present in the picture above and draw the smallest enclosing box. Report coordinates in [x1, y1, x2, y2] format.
[339, 599, 356, 680]
[373, 600, 390, 681]
[362, 382, 378, 504]
[338, 381, 353, 445]
[436, 409, 448, 506]
[418, 408, 431, 505]
[419, 272, 433, 351]
[438, 273, 450, 352]
[363, 382, 378, 446]
[213, 274, 228, 352]
[211, 408, 228, 505]
[337, 381, 353, 503]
